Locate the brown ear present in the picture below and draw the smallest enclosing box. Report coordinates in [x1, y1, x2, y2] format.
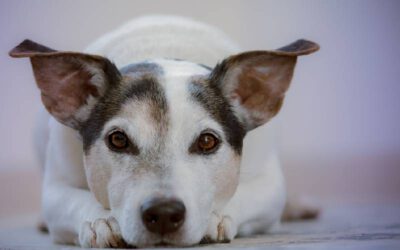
[211, 39, 319, 130]
[10, 40, 120, 129]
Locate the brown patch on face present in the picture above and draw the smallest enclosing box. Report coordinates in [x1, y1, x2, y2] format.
[212, 153, 241, 210]
[189, 77, 246, 154]
[80, 73, 167, 153]
[121, 74, 168, 131]
[148, 99, 168, 133]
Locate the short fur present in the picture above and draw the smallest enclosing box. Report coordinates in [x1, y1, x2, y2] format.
[9, 15, 318, 248]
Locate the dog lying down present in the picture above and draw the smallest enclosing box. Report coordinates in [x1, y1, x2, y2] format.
[9, 16, 319, 248]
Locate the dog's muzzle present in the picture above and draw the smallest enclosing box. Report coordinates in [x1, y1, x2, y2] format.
[141, 198, 186, 235]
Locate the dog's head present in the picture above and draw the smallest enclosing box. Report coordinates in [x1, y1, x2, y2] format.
[10, 39, 318, 246]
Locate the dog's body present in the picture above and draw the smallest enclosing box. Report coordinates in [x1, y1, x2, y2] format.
[11, 16, 318, 247]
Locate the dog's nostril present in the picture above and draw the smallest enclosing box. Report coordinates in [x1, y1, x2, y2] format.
[144, 214, 159, 224]
[141, 198, 186, 235]
[170, 212, 184, 223]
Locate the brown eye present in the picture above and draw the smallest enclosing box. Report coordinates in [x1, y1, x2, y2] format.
[196, 133, 220, 154]
[108, 131, 129, 150]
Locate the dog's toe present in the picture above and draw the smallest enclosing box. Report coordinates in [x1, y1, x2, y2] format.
[79, 221, 96, 247]
[79, 217, 127, 248]
[218, 216, 236, 242]
[202, 213, 237, 244]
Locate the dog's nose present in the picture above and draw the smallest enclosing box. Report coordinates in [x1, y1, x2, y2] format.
[141, 198, 186, 235]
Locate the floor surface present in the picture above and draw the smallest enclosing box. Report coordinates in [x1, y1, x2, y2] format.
[1, 203, 399, 249]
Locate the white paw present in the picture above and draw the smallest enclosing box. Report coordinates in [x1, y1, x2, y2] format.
[79, 217, 127, 248]
[202, 212, 237, 244]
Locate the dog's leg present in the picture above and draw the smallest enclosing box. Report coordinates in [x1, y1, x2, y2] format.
[33, 108, 50, 232]
[203, 153, 286, 242]
[281, 196, 320, 221]
[42, 121, 126, 248]
[42, 183, 127, 248]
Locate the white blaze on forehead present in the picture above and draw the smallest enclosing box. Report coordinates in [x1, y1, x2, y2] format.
[153, 59, 225, 148]
[153, 59, 242, 235]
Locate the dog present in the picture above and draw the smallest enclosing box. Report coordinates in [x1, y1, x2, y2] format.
[9, 16, 319, 247]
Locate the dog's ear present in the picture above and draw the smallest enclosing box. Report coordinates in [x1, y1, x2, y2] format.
[210, 39, 319, 131]
[10, 39, 120, 129]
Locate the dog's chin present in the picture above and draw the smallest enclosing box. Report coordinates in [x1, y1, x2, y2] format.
[154, 239, 196, 247]
[118, 204, 209, 248]
[123, 227, 204, 248]
[129, 237, 200, 248]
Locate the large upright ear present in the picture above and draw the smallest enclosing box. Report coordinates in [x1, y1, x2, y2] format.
[9, 39, 120, 129]
[210, 39, 319, 131]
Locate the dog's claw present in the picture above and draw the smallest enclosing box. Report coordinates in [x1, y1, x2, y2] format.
[79, 217, 127, 248]
[202, 213, 236, 244]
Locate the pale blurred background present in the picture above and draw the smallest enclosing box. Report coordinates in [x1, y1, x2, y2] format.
[1, 0, 399, 226]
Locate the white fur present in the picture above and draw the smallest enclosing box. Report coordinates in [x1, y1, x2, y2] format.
[38, 15, 286, 247]
[84, 15, 240, 68]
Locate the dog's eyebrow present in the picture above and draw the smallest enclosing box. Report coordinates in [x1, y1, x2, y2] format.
[80, 75, 167, 152]
[189, 77, 245, 154]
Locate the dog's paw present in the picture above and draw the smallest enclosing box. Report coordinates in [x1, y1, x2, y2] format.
[201, 212, 237, 244]
[282, 198, 320, 221]
[79, 217, 127, 248]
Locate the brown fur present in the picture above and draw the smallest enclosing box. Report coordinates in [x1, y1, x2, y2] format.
[209, 39, 319, 130]
[9, 39, 121, 129]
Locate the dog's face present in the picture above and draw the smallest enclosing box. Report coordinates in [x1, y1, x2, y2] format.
[10, 39, 318, 247]
[82, 59, 244, 246]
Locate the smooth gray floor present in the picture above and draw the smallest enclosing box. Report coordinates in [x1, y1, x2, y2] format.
[1, 204, 399, 249]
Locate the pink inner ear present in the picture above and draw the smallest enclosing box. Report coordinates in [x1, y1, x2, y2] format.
[234, 66, 285, 123]
[216, 40, 317, 130]
[236, 67, 272, 105]
[32, 56, 100, 126]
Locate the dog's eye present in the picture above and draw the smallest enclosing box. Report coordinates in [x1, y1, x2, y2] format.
[108, 131, 129, 150]
[106, 130, 140, 154]
[108, 131, 129, 149]
[190, 132, 220, 154]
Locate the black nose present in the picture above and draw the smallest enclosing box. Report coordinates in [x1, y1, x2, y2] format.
[141, 198, 186, 235]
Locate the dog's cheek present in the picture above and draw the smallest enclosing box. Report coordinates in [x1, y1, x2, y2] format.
[107, 172, 133, 212]
[83, 145, 113, 208]
[212, 150, 241, 211]
[175, 150, 241, 245]
[114, 188, 140, 245]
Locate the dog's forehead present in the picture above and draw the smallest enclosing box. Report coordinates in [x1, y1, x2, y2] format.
[118, 59, 213, 130]
[81, 59, 244, 154]
[156, 60, 245, 154]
